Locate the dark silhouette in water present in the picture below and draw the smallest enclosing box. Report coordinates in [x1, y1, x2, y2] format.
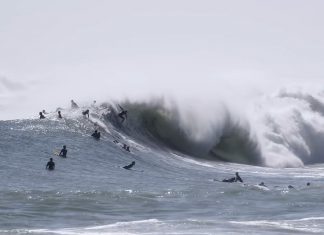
[123, 161, 135, 170]
[39, 112, 45, 119]
[82, 109, 90, 118]
[123, 144, 130, 152]
[91, 130, 101, 140]
[46, 158, 55, 170]
[222, 172, 243, 183]
[58, 111, 62, 119]
[59, 145, 67, 158]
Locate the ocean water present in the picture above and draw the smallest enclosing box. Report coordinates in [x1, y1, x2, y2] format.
[1, 96, 324, 235]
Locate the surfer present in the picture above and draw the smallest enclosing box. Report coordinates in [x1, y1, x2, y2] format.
[118, 110, 127, 123]
[222, 172, 243, 183]
[118, 105, 128, 123]
[123, 144, 130, 152]
[123, 161, 135, 170]
[42, 109, 48, 114]
[39, 112, 45, 119]
[58, 110, 62, 119]
[91, 130, 101, 140]
[71, 99, 79, 109]
[258, 182, 267, 187]
[82, 109, 90, 118]
[46, 158, 55, 170]
[59, 145, 67, 158]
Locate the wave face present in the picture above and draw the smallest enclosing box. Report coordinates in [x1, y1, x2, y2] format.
[108, 100, 263, 166]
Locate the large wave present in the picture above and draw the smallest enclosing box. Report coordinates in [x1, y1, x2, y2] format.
[3, 85, 324, 168]
[103, 99, 262, 166]
[101, 88, 324, 168]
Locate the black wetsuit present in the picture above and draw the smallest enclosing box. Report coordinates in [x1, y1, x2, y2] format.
[59, 148, 67, 158]
[40, 114, 45, 119]
[46, 161, 55, 170]
[235, 175, 243, 183]
[222, 177, 236, 183]
[82, 110, 89, 118]
[222, 175, 243, 183]
[91, 131, 100, 140]
[118, 111, 127, 123]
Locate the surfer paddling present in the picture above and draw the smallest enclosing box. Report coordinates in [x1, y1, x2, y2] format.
[222, 172, 243, 183]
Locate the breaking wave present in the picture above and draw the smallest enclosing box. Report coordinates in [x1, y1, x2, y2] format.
[103, 87, 324, 168]
[3, 86, 324, 168]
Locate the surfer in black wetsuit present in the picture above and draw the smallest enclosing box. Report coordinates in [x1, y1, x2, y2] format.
[222, 172, 243, 183]
[123, 144, 130, 152]
[118, 110, 127, 123]
[39, 112, 45, 119]
[123, 161, 135, 170]
[58, 110, 62, 119]
[46, 158, 55, 170]
[117, 105, 128, 123]
[91, 130, 101, 140]
[59, 145, 67, 158]
[82, 109, 90, 118]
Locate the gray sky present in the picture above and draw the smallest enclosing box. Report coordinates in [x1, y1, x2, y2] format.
[0, 0, 324, 119]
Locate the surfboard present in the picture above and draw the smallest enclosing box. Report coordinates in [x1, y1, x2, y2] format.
[53, 151, 67, 158]
[118, 104, 125, 111]
[118, 166, 143, 172]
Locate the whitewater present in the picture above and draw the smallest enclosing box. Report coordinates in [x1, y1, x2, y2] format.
[1, 88, 324, 235]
